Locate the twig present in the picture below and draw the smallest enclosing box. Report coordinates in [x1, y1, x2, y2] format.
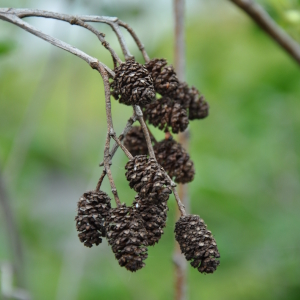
[95, 170, 106, 191]
[98, 65, 121, 206]
[0, 173, 24, 288]
[173, 0, 188, 299]
[118, 20, 150, 62]
[111, 134, 133, 160]
[134, 106, 156, 159]
[0, 10, 114, 77]
[229, 0, 300, 65]
[99, 114, 137, 167]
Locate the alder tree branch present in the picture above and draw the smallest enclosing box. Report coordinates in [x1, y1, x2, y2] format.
[229, 0, 300, 65]
[0, 9, 114, 77]
[173, 0, 188, 299]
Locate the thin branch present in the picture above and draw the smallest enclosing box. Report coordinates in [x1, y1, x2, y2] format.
[118, 20, 150, 62]
[98, 65, 121, 206]
[0, 10, 114, 77]
[134, 106, 155, 159]
[0, 173, 24, 288]
[174, 0, 188, 299]
[111, 134, 133, 160]
[229, 0, 300, 65]
[99, 114, 137, 167]
[95, 170, 106, 191]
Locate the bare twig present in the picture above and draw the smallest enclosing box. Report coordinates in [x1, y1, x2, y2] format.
[0, 173, 24, 288]
[118, 20, 150, 62]
[99, 114, 137, 167]
[95, 170, 106, 191]
[111, 134, 133, 160]
[0, 9, 114, 77]
[134, 106, 156, 159]
[174, 0, 188, 299]
[229, 0, 300, 65]
[98, 65, 121, 206]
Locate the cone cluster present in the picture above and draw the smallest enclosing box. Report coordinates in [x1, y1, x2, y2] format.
[123, 126, 150, 157]
[75, 190, 111, 248]
[143, 97, 189, 133]
[125, 155, 172, 202]
[154, 138, 195, 184]
[175, 214, 220, 274]
[111, 58, 155, 107]
[104, 204, 148, 272]
[145, 58, 179, 96]
[133, 194, 169, 246]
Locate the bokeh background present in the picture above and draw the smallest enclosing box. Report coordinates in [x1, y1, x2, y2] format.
[1, 0, 300, 299]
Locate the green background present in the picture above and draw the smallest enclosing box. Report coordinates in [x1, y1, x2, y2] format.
[0, 0, 300, 299]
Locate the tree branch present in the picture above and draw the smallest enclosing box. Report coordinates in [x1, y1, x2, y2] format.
[229, 0, 300, 65]
[0, 9, 114, 77]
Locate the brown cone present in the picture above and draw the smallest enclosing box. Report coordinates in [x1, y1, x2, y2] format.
[123, 126, 150, 157]
[104, 204, 148, 272]
[143, 97, 189, 134]
[133, 195, 169, 246]
[75, 190, 111, 248]
[175, 215, 220, 274]
[125, 155, 172, 202]
[171, 83, 209, 120]
[145, 58, 179, 95]
[111, 58, 155, 107]
[154, 138, 195, 184]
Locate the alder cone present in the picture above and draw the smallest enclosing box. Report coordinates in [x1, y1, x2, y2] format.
[123, 126, 149, 157]
[188, 94, 209, 120]
[125, 155, 172, 202]
[133, 195, 169, 246]
[143, 97, 189, 133]
[145, 58, 179, 95]
[105, 204, 148, 272]
[171, 82, 209, 120]
[75, 190, 111, 248]
[154, 138, 195, 184]
[175, 215, 220, 274]
[111, 58, 155, 107]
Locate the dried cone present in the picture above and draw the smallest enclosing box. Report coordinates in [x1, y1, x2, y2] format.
[123, 126, 150, 157]
[125, 155, 172, 202]
[133, 195, 169, 246]
[143, 97, 189, 133]
[75, 190, 111, 248]
[111, 58, 155, 107]
[171, 83, 209, 120]
[145, 58, 179, 95]
[105, 204, 148, 272]
[154, 138, 195, 184]
[175, 215, 220, 274]
[188, 94, 209, 120]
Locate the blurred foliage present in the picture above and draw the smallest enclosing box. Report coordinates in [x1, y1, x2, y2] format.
[0, 1, 300, 300]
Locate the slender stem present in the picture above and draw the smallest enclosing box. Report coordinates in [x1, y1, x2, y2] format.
[134, 105, 155, 159]
[95, 169, 106, 191]
[118, 20, 150, 62]
[174, 1, 187, 299]
[0, 173, 24, 288]
[98, 65, 121, 206]
[0, 11, 114, 77]
[99, 114, 137, 167]
[111, 134, 133, 160]
[229, 0, 300, 66]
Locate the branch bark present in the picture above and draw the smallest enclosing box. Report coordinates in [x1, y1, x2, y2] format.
[229, 0, 300, 65]
[173, 0, 188, 299]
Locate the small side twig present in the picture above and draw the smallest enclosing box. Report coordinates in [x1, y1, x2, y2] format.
[111, 134, 133, 160]
[118, 20, 150, 62]
[99, 65, 121, 206]
[95, 169, 106, 191]
[134, 106, 155, 159]
[99, 114, 137, 167]
[229, 0, 300, 66]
